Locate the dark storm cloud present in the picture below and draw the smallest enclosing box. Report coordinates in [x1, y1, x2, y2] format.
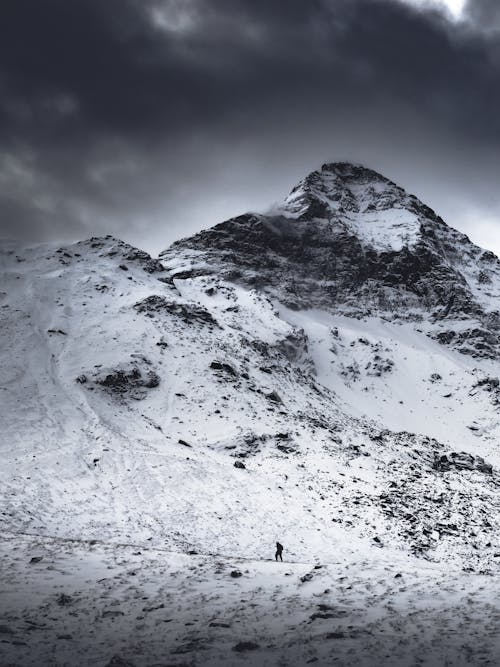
[1, 0, 500, 253]
[465, 0, 500, 31]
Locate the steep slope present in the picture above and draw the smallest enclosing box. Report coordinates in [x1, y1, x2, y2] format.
[162, 162, 500, 357]
[161, 162, 500, 454]
[3, 164, 500, 664]
[1, 222, 499, 573]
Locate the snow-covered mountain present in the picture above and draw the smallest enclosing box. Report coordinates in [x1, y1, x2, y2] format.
[2, 163, 500, 666]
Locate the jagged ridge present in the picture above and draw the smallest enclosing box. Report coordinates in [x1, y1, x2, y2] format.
[161, 162, 500, 358]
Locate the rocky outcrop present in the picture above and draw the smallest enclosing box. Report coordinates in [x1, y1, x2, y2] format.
[433, 452, 493, 474]
[78, 360, 160, 401]
[134, 295, 220, 328]
[161, 162, 500, 358]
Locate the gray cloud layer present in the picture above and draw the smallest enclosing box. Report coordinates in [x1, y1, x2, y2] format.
[1, 0, 500, 254]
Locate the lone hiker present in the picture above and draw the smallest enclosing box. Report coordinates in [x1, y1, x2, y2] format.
[275, 541, 283, 562]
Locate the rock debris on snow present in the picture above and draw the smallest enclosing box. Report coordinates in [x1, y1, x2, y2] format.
[2, 163, 500, 665]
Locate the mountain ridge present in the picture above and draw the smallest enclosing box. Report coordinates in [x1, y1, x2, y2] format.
[2, 162, 500, 573]
[161, 162, 500, 359]
[3, 162, 500, 663]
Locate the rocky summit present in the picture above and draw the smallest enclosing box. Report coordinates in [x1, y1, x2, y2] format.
[2, 163, 500, 666]
[163, 162, 500, 358]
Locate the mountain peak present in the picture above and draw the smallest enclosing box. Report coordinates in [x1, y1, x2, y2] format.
[320, 161, 388, 179]
[274, 162, 426, 253]
[162, 160, 500, 359]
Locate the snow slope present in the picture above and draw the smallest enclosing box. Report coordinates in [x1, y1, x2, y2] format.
[2, 163, 500, 665]
[2, 533, 500, 667]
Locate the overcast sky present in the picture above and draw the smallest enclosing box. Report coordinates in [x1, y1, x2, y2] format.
[1, 0, 500, 255]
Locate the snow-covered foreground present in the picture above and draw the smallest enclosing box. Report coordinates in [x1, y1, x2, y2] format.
[1, 533, 500, 667]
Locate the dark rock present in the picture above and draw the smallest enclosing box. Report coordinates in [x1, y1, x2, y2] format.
[134, 296, 219, 328]
[434, 451, 493, 474]
[92, 365, 160, 398]
[475, 457, 493, 474]
[209, 621, 231, 628]
[232, 641, 260, 652]
[29, 556, 43, 563]
[142, 603, 165, 612]
[266, 391, 282, 404]
[105, 657, 136, 667]
[124, 248, 164, 274]
[230, 570, 243, 578]
[143, 371, 160, 388]
[56, 593, 73, 606]
[210, 361, 238, 376]
[102, 610, 125, 618]
[0, 625, 14, 634]
[234, 460, 246, 469]
[178, 439, 191, 447]
[276, 443, 297, 454]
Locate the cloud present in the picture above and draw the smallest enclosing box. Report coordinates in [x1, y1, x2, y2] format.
[0, 0, 499, 254]
[464, 0, 500, 31]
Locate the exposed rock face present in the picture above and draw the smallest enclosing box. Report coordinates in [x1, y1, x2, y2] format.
[161, 162, 500, 358]
[77, 236, 165, 274]
[134, 295, 220, 328]
[433, 452, 493, 474]
[80, 362, 161, 401]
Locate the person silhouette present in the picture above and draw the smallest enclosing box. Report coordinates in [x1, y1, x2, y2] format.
[275, 541, 283, 562]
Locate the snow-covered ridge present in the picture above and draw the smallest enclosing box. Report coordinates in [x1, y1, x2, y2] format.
[163, 162, 500, 360]
[3, 163, 500, 665]
[277, 162, 422, 252]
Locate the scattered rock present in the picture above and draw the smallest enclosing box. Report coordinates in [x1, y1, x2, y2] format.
[433, 452, 493, 474]
[105, 656, 136, 667]
[209, 621, 231, 628]
[102, 610, 125, 618]
[232, 641, 260, 652]
[86, 363, 161, 400]
[134, 296, 219, 328]
[56, 593, 73, 606]
[142, 603, 165, 612]
[210, 361, 238, 376]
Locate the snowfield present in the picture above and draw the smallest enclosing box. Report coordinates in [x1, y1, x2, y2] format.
[2, 163, 500, 665]
[3, 533, 500, 667]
